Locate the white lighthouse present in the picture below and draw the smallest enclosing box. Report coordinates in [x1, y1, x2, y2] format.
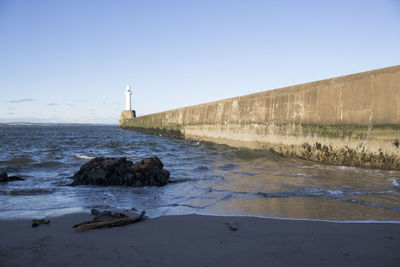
[125, 84, 132, 110]
[119, 83, 136, 126]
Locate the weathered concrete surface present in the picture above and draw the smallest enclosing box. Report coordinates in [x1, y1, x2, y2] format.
[119, 65, 400, 170]
[119, 110, 136, 125]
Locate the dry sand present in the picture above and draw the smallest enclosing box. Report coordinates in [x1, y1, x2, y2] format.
[0, 213, 399, 266]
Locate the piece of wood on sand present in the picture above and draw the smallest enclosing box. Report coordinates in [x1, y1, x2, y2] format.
[228, 220, 237, 231]
[74, 211, 146, 233]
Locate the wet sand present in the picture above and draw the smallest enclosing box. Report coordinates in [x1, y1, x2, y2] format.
[0, 213, 399, 266]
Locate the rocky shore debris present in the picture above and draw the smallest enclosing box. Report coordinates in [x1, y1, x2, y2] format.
[32, 218, 50, 228]
[0, 171, 24, 183]
[70, 156, 170, 187]
[227, 220, 238, 231]
[73, 209, 146, 232]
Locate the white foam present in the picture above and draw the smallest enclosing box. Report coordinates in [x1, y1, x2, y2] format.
[104, 192, 115, 199]
[326, 189, 343, 195]
[75, 154, 94, 160]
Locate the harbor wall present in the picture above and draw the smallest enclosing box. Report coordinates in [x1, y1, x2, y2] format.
[119, 65, 400, 170]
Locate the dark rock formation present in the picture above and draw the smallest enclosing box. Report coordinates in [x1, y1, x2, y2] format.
[70, 156, 170, 187]
[32, 218, 50, 228]
[0, 171, 25, 182]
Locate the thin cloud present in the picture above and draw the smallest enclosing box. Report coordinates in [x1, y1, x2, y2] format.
[7, 112, 15, 115]
[67, 103, 76, 107]
[6, 98, 36, 103]
[48, 102, 59, 106]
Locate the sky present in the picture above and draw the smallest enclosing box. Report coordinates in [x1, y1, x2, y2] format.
[0, 0, 399, 124]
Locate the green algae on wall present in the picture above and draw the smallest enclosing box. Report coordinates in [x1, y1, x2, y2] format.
[272, 140, 400, 170]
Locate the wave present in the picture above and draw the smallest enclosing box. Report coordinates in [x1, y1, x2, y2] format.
[0, 157, 36, 165]
[282, 173, 313, 178]
[163, 203, 205, 209]
[256, 188, 400, 211]
[75, 154, 95, 160]
[105, 141, 122, 148]
[217, 163, 239, 170]
[232, 171, 257, 176]
[339, 198, 400, 212]
[257, 188, 392, 199]
[392, 179, 400, 189]
[258, 191, 324, 198]
[234, 149, 270, 160]
[168, 178, 192, 183]
[33, 161, 63, 168]
[8, 188, 55, 196]
[195, 166, 209, 171]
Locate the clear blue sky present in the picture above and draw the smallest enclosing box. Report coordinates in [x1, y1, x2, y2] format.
[1, 0, 399, 124]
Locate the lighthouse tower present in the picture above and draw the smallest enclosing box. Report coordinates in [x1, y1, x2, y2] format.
[119, 83, 136, 127]
[125, 84, 132, 110]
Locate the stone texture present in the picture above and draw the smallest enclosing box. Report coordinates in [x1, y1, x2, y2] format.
[118, 110, 136, 126]
[70, 157, 170, 187]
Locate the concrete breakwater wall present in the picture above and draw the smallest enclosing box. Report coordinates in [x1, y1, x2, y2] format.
[120, 65, 400, 170]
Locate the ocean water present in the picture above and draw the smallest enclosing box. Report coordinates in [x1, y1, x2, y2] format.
[0, 125, 399, 221]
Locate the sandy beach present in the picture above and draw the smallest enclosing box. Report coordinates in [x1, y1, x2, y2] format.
[0, 212, 399, 267]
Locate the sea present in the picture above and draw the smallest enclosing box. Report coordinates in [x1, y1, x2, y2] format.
[0, 125, 399, 221]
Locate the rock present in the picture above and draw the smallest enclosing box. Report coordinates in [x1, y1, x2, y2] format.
[0, 171, 24, 182]
[228, 221, 238, 231]
[32, 218, 50, 228]
[0, 171, 7, 181]
[70, 156, 170, 187]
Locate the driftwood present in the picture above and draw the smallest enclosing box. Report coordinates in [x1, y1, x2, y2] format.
[32, 218, 50, 228]
[73, 211, 146, 232]
[228, 221, 237, 231]
[73, 209, 129, 228]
